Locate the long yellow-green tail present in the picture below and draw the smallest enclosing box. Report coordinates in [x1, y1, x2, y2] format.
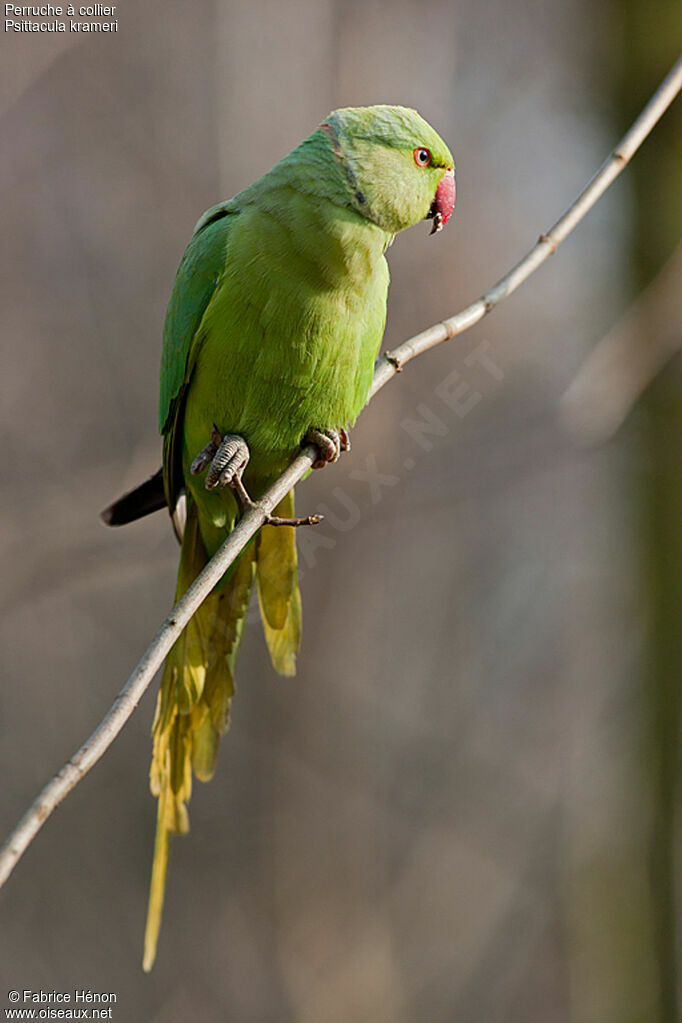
[142, 491, 301, 971]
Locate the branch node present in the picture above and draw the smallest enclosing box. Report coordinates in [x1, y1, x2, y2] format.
[538, 232, 558, 254]
[265, 513, 323, 527]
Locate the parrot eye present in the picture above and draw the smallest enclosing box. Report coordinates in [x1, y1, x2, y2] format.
[413, 148, 432, 167]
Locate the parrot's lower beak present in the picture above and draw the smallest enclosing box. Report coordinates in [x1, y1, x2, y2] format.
[428, 167, 456, 235]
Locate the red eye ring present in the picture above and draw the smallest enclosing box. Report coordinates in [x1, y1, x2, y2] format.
[414, 147, 431, 167]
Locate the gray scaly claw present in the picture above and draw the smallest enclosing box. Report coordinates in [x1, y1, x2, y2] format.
[205, 435, 250, 490]
[305, 427, 350, 470]
[190, 427, 251, 491]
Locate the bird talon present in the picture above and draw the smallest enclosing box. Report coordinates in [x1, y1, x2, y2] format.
[305, 427, 349, 468]
[190, 431, 251, 491]
[190, 439, 219, 475]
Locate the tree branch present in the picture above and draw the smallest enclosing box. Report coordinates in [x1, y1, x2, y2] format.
[1, 55, 680, 891]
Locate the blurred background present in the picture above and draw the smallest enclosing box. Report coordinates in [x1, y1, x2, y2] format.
[1, 2, 681, 1020]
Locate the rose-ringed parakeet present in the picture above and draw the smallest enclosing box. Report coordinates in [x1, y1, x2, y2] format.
[102, 105, 455, 970]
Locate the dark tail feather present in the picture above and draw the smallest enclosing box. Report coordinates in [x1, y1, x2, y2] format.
[100, 468, 167, 526]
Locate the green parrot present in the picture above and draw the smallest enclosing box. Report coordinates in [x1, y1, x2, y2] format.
[102, 104, 455, 970]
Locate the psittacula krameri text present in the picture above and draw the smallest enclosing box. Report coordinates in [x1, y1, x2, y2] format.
[102, 104, 455, 970]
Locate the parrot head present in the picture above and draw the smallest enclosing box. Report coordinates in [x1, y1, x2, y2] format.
[320, 105, 455, 236]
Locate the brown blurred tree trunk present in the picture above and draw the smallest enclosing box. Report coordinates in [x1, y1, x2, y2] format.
[565, 20, 682, 1023]
[620, 4, 682, 1019]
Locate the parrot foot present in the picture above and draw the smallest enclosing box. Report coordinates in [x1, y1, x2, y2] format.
[191, 426, 322, 528]
[305, 427, 350, 470]
[189, 425, 222, 475]
[190, 427, 250, 491]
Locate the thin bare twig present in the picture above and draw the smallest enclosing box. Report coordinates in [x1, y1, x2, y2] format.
[1, 55, 680, 890]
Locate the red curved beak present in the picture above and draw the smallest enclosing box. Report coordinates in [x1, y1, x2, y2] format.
[429, 167, 455, 234]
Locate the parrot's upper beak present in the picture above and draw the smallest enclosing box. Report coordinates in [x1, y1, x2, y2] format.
[428, 167, 456, 235]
